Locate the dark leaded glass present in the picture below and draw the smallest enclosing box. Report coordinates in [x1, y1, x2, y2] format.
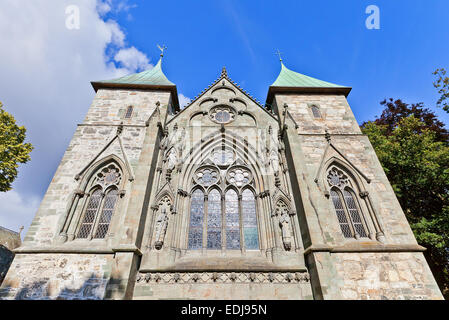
[242, 189, 259, 249]
[77, 189, 102, 239]
[343, 189, 367, 238]
[207, 189, 222, 249]
[225, 190, 240, 249]
[188, 189, 204, 249]
[94, 188, 118, 238]
[331, 189, 353, 238]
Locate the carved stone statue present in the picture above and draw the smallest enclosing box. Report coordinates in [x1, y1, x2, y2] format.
[154, 208, 169, 250]
[166, 149, 177, 172]
[279, 211, 292, 251]
[270, 150, 280, 175]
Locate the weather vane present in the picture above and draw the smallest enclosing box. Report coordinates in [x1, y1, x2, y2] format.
[157, 44, 167, 57]
[275, 49, 283, 62]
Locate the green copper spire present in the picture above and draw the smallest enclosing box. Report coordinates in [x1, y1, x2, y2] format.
[271, 62, 344, 88]
[92, 57, 175, 88]
[91, 46, 179, 110]
[266, 59, 351, 104]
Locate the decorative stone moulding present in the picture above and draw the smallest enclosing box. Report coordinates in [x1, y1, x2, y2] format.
[135, 272, 310, 284]
[327, 167, 348, 188]
[211, 148, 235, 166]
[209, 106, 236, 124]
[95, 163, 122, 187]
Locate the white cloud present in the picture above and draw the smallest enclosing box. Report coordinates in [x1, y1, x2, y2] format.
[114, 47, 152, 72]
[0, 0, 154, 232]
[0, 0, 188, 234]
[178, 93, 191, 109]
[0, 191, 40, 234]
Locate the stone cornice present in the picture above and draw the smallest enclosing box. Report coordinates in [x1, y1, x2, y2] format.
[303, 243, 426, 255]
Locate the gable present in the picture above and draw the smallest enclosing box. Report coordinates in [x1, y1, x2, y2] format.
[167, 68, 277, 129]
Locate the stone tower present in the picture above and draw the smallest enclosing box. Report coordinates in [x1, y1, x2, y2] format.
[0, 57, 443, 300]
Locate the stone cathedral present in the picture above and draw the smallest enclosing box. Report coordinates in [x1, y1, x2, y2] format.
[0, 53, 443, 300]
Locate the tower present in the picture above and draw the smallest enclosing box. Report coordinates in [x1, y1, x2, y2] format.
[0, 56, 443, 300]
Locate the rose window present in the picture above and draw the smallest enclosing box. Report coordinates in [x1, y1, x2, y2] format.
[327, 167, 348, 188]
[210, 106, 235, 124]
[97, 164, 121, 187]
[195, 168, 219, 186]
[227, 167, 251, 187]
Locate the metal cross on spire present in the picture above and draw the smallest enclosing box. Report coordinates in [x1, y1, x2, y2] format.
[275, 49, 283, 62]
[157, 44, 167, 57]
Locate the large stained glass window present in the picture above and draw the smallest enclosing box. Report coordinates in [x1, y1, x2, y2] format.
[225, 189, 240, 249]
[188, 189, 204, 249]
[187, 159, 260, 251]
[207, 189, 222, 249]
[242, 189, 259, 249]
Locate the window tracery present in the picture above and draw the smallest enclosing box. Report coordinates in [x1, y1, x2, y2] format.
[327, 166, 368, 239]
[210, 106, 235, 124]
[187, 146, 259, 250]
[76, 162, 122, 240]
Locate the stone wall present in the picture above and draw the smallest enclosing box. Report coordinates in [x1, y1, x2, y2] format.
[0, 246, 14, 285]
[0, 253, 114, 300]
[23, 88, 167, 246]
[331, 252, 442, 300]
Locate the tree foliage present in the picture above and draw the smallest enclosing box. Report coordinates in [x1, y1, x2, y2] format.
[0, 102, 33, 192]
[362, 113, 449, 298]
[361, 98, 449, 143]
[433, 68, 449, 113]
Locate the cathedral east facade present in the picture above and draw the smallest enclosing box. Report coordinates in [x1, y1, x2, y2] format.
[0, 56, 443, 300]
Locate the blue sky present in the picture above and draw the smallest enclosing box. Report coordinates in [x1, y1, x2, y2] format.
[108, 0, 449, 123]
[0, 0, 448, 233]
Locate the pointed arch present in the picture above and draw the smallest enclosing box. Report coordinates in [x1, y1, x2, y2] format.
[325, 160, 370, 240]
[181, 131, 265, 251]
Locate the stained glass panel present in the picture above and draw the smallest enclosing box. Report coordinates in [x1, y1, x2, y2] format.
[77, 189, 102, 239]
[343, 189, 368, 238]
[225, 189, 240, 249]
[242, 189, 259, 249]
[331, 189, 352, 238]
[188, 189, 204, 249]
[94, 189, 118, 239]
[207, 189, 222, 249]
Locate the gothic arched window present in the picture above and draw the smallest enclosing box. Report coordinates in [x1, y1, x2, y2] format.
[187, 147, 259, 251]
[75, 162, 122, 240]
[327, 166, 368, 239]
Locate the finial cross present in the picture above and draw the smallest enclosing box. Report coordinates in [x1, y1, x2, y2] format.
[275, 49, 283, 62]
[157, 44, 167, 57]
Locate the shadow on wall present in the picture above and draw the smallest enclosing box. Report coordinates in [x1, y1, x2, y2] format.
[0, 273, 120, 300]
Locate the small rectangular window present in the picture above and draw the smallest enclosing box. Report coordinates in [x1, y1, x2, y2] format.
[125, 106, 133, 119]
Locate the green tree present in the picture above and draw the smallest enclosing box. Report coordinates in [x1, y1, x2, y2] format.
[361, 98, 449, 143]
[0, 102, 33, 192]
[362, 116, 449, 298]
[433, 68, 449, 113]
